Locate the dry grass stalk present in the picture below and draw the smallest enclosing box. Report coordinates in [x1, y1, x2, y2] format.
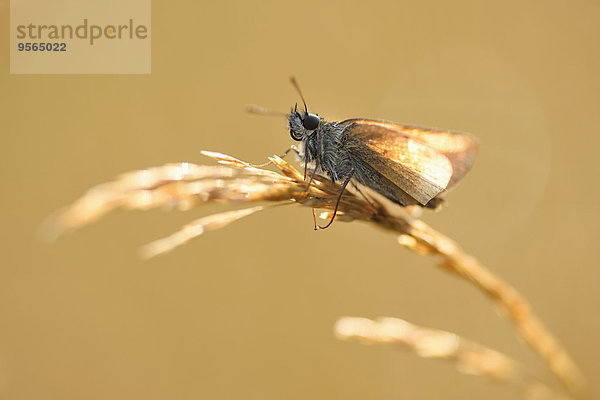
[335, 317, 571, 400]
[45, 150, 587, 399]
[396, 222, 588, 399]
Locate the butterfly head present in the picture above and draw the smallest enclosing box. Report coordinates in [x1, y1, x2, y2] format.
[288, 104, 322, 141]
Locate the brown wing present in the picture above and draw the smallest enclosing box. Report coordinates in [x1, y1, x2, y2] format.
[342, 119, 478, 205]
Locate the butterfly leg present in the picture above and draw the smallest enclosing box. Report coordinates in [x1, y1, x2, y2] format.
[248, 146, 299, 168]
[304, 157, 322, 191]
[318, 170, 354, 230]
[304, 157, 308, 180]
[281, 145, 300, 159]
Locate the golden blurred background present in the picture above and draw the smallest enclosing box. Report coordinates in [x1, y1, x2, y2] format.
[1, 1, 599, 399]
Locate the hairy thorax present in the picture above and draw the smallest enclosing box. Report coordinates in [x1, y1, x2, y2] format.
[301, 121, 354, 183]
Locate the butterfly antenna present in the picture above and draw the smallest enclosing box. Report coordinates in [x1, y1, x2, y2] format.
[289, 76, 308, 113]
[245, 104, 287, 117]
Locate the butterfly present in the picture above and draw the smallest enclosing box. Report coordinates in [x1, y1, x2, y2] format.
[254, 77, 478, 229]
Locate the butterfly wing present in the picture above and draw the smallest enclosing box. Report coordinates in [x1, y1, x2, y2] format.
[342, 119, 478, 205]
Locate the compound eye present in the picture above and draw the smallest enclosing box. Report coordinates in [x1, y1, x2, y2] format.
[302, 113, 320, 130]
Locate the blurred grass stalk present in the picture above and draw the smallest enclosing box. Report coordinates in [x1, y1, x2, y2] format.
[335, 317, 571, 400]
[45, 151, 587, 400]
